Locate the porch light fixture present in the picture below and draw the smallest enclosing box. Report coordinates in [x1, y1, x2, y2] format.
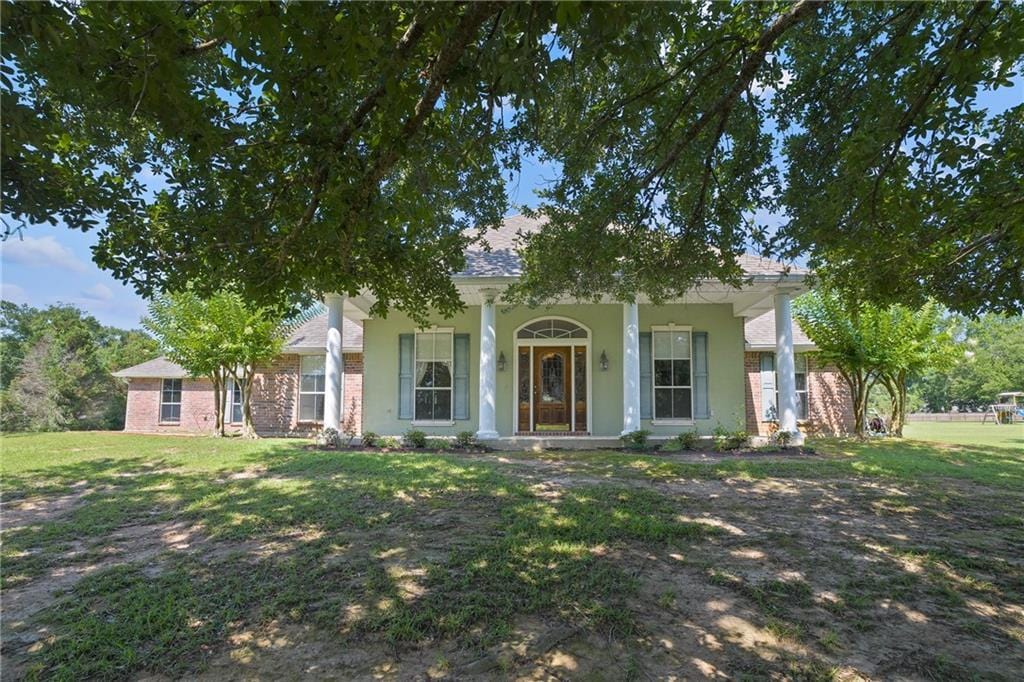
[600, 350, 609, 371]
[497, 351, 506, 371]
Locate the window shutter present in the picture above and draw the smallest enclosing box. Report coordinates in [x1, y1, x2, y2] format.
[760, 352, 776, 421]
[453, 333, 470, 420]
[398, 334, 414, 419]
[693, 332, 710, 419]
[639, 332, 652, 419]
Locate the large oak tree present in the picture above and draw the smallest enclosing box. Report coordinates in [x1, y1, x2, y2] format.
[3, 2, 1022, 317]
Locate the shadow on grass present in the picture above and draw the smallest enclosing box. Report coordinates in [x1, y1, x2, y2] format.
[4, 445, 718, 679]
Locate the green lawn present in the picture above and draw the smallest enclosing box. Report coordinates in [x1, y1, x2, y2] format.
[904, 419, 1024, 448]
[2, 432, 1022, 680]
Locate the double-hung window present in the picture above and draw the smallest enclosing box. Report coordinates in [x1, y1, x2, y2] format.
[160, 378, 182, 423]
[415, 330, 453, 422]
[299, 356, 325, 422]
[226, 379, 243, 423]
[794, 354, 808, 420]
[652, 327, 692, 421]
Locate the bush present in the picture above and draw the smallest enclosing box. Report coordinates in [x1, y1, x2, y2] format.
[378, 435, 402, 449]
[361, 431, 379, 447]
[713, 426, 749, 451]
[403, 429, 428, 448]
[316, 427, 342, 449]
[677, 430, 700, 450]
[425, 437, 449, 451]
[772, 430, 793, 448]
[454, 430, 478, 449]
[620, 429, 651, 450]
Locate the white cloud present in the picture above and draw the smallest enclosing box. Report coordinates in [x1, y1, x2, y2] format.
[1, 282, 29, 304]
[81, 283, 114, 302]
[1, 235, 88, 273]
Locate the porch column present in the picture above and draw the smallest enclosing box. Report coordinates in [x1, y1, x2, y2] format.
[323, 293, 344, 431]
[622, 301, 641, 435]
[476, 292, 499, 440]
[774, 292, 803, 444]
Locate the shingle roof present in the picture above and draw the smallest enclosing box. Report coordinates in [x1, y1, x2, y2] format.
[114, 316, 362, 378]
[284, 315, 362, 351]
[744, 310, 814, 349]
[458, 215, 806, 278]
[112, 357, 188, 379]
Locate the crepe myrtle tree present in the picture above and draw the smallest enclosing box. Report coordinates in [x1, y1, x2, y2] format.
[4, 2, 1023, 317]
[145, 288, 286, 438]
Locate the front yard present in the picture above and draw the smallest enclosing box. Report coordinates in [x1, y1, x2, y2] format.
[2, 433, 1022, 680]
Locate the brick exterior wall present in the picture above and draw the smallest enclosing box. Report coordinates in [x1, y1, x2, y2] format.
[123, 353, 363, 437]
[744, 352, 854, 437]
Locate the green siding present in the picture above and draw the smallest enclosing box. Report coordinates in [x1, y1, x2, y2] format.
[362, 302, 744, 438]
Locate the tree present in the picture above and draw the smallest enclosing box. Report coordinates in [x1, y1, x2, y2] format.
[4, 3, 1021, 317]
[793, 290, 886, 436]
[144, 289, 285, 438]
[0, 302, 154, 431]
[871, 303, 959, 436]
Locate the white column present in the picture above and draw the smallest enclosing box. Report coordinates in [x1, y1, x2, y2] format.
[774, 292, 804, 444]
[622, 301, 641, 435]
[323, 293, 344, 431]
[476, 293, 499, 440]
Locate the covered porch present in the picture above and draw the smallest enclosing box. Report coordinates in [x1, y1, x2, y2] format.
[325, 276, 808, 444]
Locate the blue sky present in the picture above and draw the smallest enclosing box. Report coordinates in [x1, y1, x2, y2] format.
[2, 78, 1020, 330]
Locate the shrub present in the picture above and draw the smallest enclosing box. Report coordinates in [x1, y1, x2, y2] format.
[378, 435, 402, 449]
[773, 430, 793, 448]
[425, 437, 449, 451]
[454, 430, 478, 449]
[403, 429, 428, 448]
[713, 426, 750, 451]
[620, 429, 650, 450]
[361, 431, 379, 448]
[316, 427, 341, 449]
[729, 430, 750, 449]
[677, 430, 700, 450]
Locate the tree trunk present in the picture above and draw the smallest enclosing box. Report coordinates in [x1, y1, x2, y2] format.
[894, 370, 908, 437]
[840, 368, 869, 438]
[239, 366, 258, 439]
[210, 371, 225, 436]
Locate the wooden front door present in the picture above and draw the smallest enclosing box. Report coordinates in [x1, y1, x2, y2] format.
[533, 347, 571, 430]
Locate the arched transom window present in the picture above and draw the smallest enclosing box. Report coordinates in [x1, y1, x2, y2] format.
[517, 319, 588, 339]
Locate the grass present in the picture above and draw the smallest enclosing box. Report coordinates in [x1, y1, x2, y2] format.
[2, 431, 1023, 679]
[903, 419, 1024, 448]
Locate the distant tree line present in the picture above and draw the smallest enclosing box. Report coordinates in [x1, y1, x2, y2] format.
[909, 314, 1024, 413]
[0, 301, 159, 431]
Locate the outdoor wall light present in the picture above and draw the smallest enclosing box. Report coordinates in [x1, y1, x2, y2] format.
[497, 351, 506, 371]
[600, 351, 609, 371]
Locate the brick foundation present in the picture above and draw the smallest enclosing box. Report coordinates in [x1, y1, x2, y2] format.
[744, 352, 854, 437]
[123, 353, 363, 437]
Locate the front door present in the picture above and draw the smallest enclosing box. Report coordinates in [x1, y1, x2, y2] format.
[533, 346, 571, 430]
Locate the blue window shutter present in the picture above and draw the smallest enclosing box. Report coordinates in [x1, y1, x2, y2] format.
[693, 332, 710, 419]
[398, 334, 414, 419]
[639, 332, 652, 419]
[453, 333, 470, 420]
[760, 352, 776, 421]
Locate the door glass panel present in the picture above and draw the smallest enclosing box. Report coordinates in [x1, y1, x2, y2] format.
[574, 349, 586, 403]
[541, 354, 564, 402]
[518, 350, 530, 404]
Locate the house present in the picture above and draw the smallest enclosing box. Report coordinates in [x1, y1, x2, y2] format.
[115, 216, 853, 444]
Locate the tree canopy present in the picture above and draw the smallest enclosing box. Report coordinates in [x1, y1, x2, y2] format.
[3, 2, 1022, 317]
[0, 301, 159, 431]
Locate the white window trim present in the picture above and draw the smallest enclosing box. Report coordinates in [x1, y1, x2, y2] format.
[159, 378, 182, 425]
[413, 327, 454, 424]
[650, 324, 694, 422]
[225, 378, 244, 424]
[298, 355, 325, 424]
[767, 353, 810, 423]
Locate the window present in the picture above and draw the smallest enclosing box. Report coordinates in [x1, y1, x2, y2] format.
[299, 355, 325, 422]
[517, 318, 587, 339]
[795, 354, 808, 420]
[415, 330, 453, 422]
[160, 378, 182, 423]
[226, 379, 243, 423]
[652, 328, 692, 420]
